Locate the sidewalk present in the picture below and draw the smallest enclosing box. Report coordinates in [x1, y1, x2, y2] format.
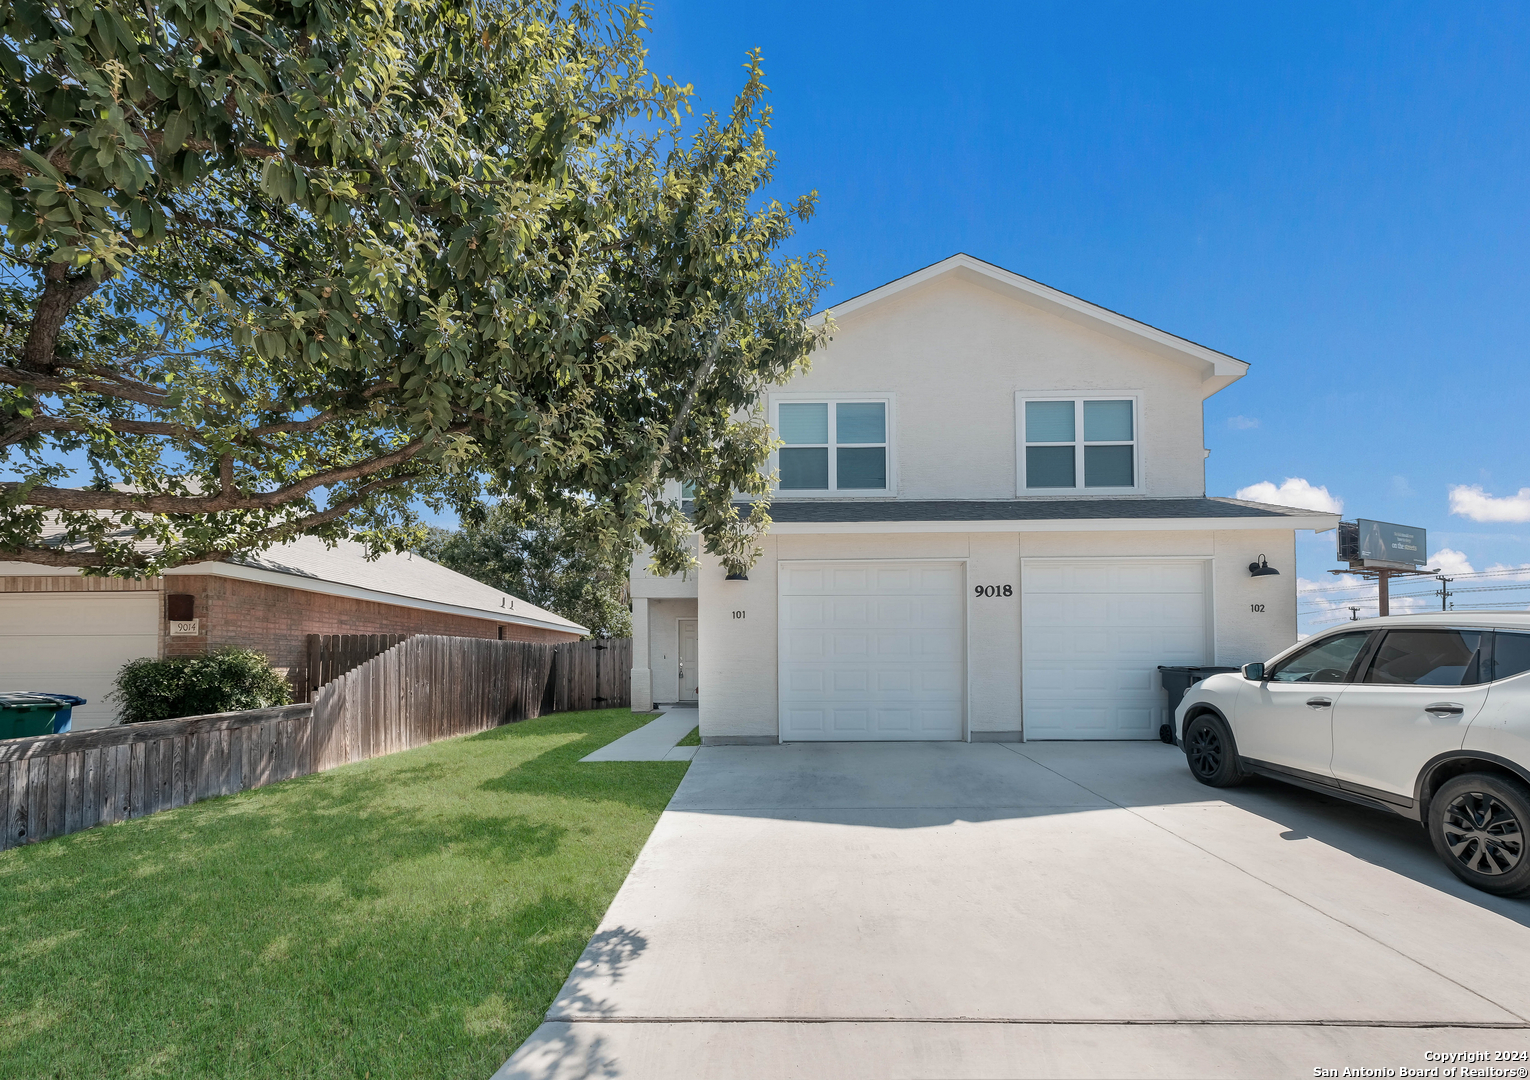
[578, 707, 698, 762]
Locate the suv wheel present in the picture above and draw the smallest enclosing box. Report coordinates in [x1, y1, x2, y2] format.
[1427, 773, 1530, 897]
[1183, 713, 1244, 788]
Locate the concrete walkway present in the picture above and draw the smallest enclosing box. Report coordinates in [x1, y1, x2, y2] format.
[579, 707, 698, 762]
[498, 741, 1530, 1078]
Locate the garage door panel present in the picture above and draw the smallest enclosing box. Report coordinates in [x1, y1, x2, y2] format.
[831, 567, 870, 591]
[0, 593, 159, 729]
[832, 669, 868, 692]
[782, 567, 826, 592]
[1023, 559, 1208, 741]
[780, 560, 965, 742]
[784, 708, 826, 733]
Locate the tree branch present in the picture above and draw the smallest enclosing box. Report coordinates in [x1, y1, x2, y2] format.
[0, 429, 461, 514]
[22, 263, 106, 372]
[0, 365, 171, 409]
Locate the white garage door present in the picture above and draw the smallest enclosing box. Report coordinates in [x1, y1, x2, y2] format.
[0, 593, 160, 729]
[1022, 558, 1209, 740]
[779, 560, 965, 741]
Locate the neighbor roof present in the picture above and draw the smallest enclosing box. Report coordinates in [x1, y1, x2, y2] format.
[172, 535, 587, 635]
[0, 529, 586, 635]
[815, 253, 1249, 395]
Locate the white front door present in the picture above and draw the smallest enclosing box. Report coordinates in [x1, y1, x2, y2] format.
[1022, 558, 1209, 740]
[0, 592, 161, 729]
[778, 560, 965, 741]
[677, 618, 699, 702]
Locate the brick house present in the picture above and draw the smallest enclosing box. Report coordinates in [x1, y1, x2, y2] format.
[0, 535, 586, 729]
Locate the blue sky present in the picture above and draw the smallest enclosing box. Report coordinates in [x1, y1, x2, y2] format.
[643, 0, 1530, 631]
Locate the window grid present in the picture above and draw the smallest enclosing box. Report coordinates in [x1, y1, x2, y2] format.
[1021, 396, 1137, 492]
[776, 399, 889, 492]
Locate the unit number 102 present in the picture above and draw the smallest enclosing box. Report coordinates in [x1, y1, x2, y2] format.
[974, 585, 1013, 597]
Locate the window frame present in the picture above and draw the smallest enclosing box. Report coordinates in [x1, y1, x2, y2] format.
[1014, 391, 1143, 496]
[769, 393, 895, 496]
[1266, 629, 1377, 684]
[1356, 627, 1492, 687]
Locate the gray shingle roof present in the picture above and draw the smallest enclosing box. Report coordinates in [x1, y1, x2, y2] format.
[697, 497, 1329, 523]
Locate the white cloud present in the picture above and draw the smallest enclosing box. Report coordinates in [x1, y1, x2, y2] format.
[1226, 415, 1260, 430]
[1428, 548, 1475, 576]
[1449, 485, 1530, 522]
[1236, 477, 1344, 514]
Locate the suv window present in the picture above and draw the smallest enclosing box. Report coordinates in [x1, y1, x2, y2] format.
[1267, 630, 1372, 683]
[1492, 631, 1530, 681]
[1363, 628, 1486, 686]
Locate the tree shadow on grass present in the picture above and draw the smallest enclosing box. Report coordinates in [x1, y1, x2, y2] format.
[474, 712, 686, 813]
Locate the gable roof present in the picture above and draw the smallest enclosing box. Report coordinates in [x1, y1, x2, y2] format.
[2, 533, 587, 636]
[817, 253, 1249, 395]
[172, 535, 586, 635]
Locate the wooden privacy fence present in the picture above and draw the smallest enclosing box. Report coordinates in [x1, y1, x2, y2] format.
[0, 703, 315, 851]
[1, 635, 630, 852]
[304, 634, 408, 702]
[550, 637, 633, 712]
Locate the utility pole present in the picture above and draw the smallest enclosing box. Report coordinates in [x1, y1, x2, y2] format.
[1436, 575, 1454, 612]
[1349, 607, 1361, 621]
[1377, 569, 1391, 617]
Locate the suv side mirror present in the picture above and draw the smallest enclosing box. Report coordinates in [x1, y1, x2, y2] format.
[1242, 662, 1266, 681]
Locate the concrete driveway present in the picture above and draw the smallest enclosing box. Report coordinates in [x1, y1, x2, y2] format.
[497, 741, 1530, 1079]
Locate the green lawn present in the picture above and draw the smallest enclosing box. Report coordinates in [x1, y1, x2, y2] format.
[676, 725, 701, 747]
[0, 709, 680, 1079]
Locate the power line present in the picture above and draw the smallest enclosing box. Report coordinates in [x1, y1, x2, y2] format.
[1297, 564, 1530, 594]
[1297, 581, 1530, 613]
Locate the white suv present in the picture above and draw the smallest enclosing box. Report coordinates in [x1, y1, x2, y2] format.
[1177, 613, 1530, 897]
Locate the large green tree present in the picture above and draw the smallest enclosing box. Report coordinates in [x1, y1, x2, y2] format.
[418, 500, 632, 638]
[0, 1, 826, 578]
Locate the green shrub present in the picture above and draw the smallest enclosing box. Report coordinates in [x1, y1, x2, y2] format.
[112, 649, 293, 724]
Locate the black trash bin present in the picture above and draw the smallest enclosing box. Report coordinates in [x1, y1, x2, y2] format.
[1157, 666, 1240, 743]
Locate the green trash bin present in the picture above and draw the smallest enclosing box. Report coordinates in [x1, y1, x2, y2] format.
[0, 693, 87, 740]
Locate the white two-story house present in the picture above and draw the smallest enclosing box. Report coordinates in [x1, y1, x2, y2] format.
[629, 254, 1339, 744]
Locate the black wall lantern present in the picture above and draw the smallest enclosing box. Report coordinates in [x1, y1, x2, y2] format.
[725, 572, 748, 581]
[1248, 554, 1280, 578]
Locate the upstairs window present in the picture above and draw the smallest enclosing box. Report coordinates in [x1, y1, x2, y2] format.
[776, 399, 889, 492]
[1020, 396, 1137, 491]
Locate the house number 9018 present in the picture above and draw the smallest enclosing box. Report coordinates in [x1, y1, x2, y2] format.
[974, 585, 1013, 597]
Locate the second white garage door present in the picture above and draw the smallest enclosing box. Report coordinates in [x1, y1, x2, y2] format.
[0, 592, 161, 729]
[1022, 558, 1210, 740]
[779, 560, 965, 741]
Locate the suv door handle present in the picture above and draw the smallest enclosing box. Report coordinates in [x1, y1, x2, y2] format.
[1306, 697, 1332, 708]
[1425, 703, 1464, 717]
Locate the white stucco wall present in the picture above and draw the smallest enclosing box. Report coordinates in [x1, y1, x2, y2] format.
[646, 597, 698, 704]
[695, 529, 1305, 743]
[771, 275, 1212, 501]
[630, 542, 699, 600]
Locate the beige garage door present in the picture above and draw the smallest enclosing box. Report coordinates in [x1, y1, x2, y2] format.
[779, 560, 965, 741]
[0, 593, 160, 729]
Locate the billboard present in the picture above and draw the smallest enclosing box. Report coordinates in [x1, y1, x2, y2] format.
[1355, 518, 1427, 565]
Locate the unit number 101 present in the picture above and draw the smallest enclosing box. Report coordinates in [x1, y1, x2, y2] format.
[974, 585, 1013, 597]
